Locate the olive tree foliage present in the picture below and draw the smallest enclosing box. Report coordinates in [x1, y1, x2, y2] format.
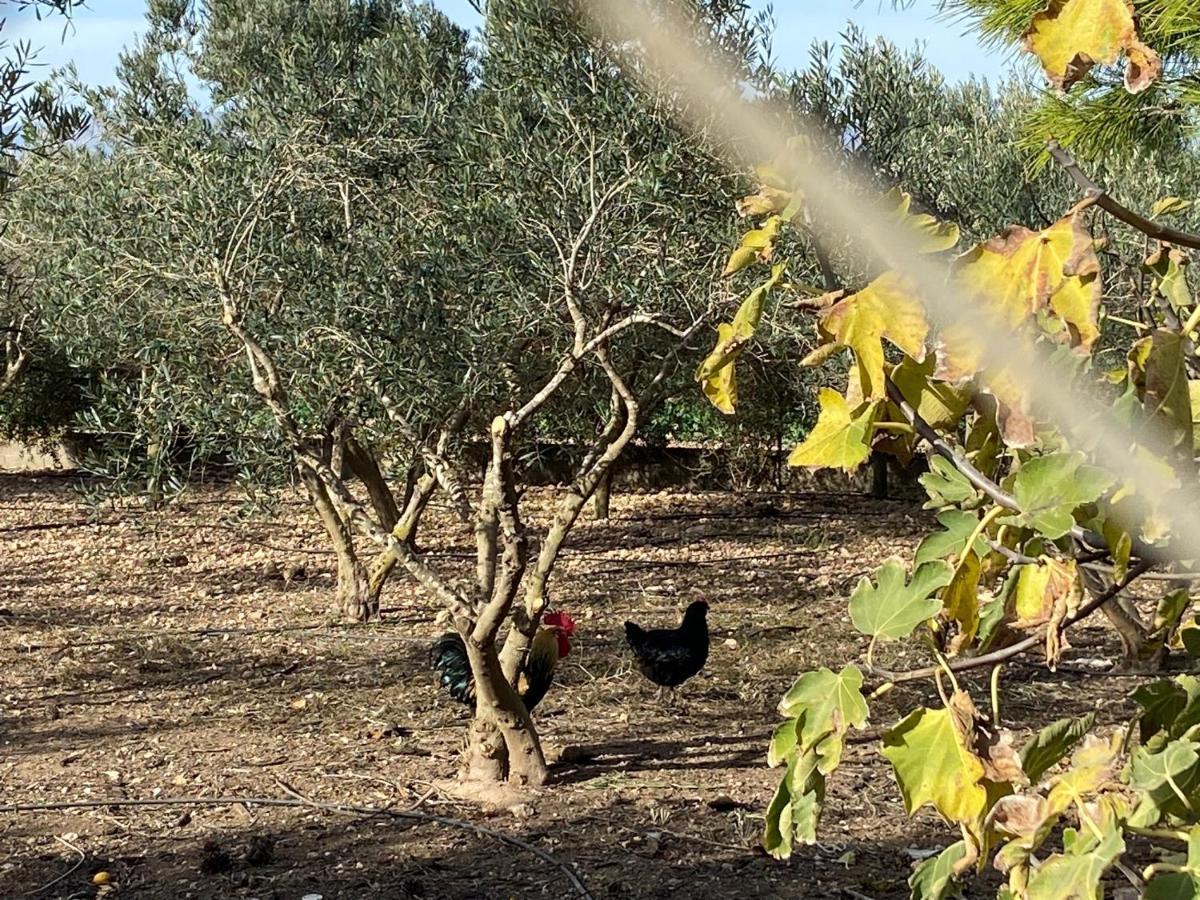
[11, 0, 486, 585]
[8, 0, 769, 786]
[0, 0, 89, 436]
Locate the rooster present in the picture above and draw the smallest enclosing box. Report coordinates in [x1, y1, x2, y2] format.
[624, 599, 709, 699]
[430, 611, 576, 712]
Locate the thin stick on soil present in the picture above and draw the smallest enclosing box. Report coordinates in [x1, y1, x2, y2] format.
[3, 791, 595, 900]
[24, 835, 86, 897]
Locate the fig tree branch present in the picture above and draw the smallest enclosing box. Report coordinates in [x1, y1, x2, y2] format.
[884, 376, 1026, 515]
[884, 374, 1175, 565]
[1048, 141, 1200, 250]
[866, 559, 1153, 685]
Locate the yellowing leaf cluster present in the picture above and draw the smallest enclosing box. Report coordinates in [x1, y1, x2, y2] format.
[695, 263, 786, 413]
[939, 213, 1101, 385]
[815, 272, 930, 401]
[1022, 0, 1161, 94]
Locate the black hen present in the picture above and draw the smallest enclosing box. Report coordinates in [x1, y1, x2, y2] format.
[624, 600, 709, 694]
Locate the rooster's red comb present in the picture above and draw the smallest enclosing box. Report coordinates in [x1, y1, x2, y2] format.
[543, 610, 576, 635]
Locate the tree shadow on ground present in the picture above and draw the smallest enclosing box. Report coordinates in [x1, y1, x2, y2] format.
[3, 794, 1002, 900]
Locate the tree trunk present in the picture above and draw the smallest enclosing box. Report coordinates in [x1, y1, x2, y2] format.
[145, 433, 164, 510]
[298, 463, 376, 622]
[365, 471, 437, 607]
[592, 468, 613, 519]
[869, 451, 888, 500]
[335, 549, 373, 623]
[345, 438, 400, 532]
[461, 637, 547, 786]
[1079, 561, 1152, 669]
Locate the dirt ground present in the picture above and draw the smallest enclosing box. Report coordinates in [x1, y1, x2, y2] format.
[0, 475, 1157, 899]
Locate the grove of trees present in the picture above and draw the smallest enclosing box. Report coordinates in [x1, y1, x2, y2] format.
[7, 0, 1200, 896]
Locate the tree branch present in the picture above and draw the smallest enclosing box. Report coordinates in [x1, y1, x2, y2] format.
[1, 314, 30, 393]
[508, 314, 685, 428]
[1048, 141, 1200, 250]
[218, 277, 473, 623]
[369, 380, 473, 523]
[866, 560, 1153, 684]
[885, 376, 1024, 514]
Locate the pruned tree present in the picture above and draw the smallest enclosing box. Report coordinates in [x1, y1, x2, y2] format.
[6, 0, 769, 786]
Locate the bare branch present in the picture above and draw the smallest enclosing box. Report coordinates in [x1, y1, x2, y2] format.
[1, 340, 29, 393]
[472, 416, 528, 647]
[559, 173, 635, 353]
[509, 314, 686, 428]
[217, 274, 473, 622]
[369, 380, 473, 523]
[884, 376, 1025, 514]
[1048, 141, 1200, 250]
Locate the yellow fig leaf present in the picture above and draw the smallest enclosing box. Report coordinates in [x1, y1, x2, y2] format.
[1022, 0, 1161, 94]
[1128, 330, 1193, 463]
[1191, 381, 1200, 451]
[939, 213, 1100, 384]
[800, 340, 844, 368]
[722, 216, 781, 276]
[876, 355, 968, 464]
[1145, 245, 1192, 311]
[943, 550, 983, 653]
[1010, 558, 1080, 628]
[754, 164, 790, 191]
[788, 389, 880, 471]
[817, 272, 930, 400]
[885, 187, 961, 254]
[723, 246, 758, 277]
[883, 705, 989, 827]
[696, 264, 786, 413]
[973, 367, 1038, 449]
[890, 355, 971, 430]
[1146, 245, 1192, 306]
[737, 186, 792, 219]
[1108, 444, 1182, 544]
[1045, 731, 1124, 814]
[700, 324, 739, 414]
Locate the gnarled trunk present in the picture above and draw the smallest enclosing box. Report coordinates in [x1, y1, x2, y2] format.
[335, 551, 373, 623]
[461, 636, 547, 786]
[592, 467, 613, 519]
[1080, 561, 1152, 670]
[869, 451, 888, 500]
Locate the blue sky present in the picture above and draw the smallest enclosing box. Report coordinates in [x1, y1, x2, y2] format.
[8, 0, 1018, 87]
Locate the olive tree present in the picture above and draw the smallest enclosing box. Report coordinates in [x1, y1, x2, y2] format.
[0, 1, 88, 428]
[7, 0, 768, 788]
